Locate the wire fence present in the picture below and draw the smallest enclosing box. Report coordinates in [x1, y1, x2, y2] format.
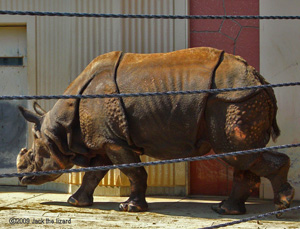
[1, 8, 300, 229]
[1, 143, 300, 179]
[0, 10, 300, 20]
[201, 205, 300, 229]
[0, 81, 299, 101]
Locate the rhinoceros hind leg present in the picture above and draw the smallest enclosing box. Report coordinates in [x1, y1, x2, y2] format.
[212, 169, 259, 215]
[67, 155, 111, 207]
[206, 93, 294, 215]
[212, 169, 260, 215]
[211, 200, 246, 215]
[249, 151, 294, 217]
[273, 182, 294, 218]
[105, 143, 148, 212]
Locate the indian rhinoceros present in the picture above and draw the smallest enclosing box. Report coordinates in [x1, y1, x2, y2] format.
[17, 47, 294, 215]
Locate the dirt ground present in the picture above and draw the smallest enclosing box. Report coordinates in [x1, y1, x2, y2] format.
[0, 186, 299, 229]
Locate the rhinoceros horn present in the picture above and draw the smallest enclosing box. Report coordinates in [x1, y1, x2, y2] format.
[18, 106, 42, 125]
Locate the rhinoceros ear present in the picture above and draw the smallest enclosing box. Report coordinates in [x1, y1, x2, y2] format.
[33, 101, 47, 116]
[18, 106, 42, 125]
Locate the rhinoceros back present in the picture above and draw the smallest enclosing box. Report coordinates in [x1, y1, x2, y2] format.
[116, 47, 223, 158]
[71, 47, 276, 159]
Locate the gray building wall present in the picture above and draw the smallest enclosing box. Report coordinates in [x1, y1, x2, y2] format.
[260, 0, 300, 200]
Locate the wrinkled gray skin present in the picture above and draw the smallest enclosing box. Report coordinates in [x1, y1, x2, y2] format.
[17, 48, 294, 215]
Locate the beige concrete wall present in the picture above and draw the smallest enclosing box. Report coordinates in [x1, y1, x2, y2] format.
[0, 0, 189, 195]
[260, 0, 300, 200]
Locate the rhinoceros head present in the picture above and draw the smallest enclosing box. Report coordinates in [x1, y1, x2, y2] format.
[17, 103, 72, 185]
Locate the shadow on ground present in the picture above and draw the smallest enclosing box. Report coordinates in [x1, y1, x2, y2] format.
[39, 198, 300, 221]
[0, 185, 299, 224]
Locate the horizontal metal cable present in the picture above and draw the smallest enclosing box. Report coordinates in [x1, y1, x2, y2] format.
[0, 82, 299, 101]
[0, 10, 300, 20]
[201, 205, 300, 229]
[1, 143, 299, 179]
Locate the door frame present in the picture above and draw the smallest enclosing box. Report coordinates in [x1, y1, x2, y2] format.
[0, 16, 36, 184]
[0, 15, 36, 96]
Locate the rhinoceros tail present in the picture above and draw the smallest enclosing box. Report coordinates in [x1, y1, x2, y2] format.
[260, 78, 281, 142]
[252, 69, 281, 142]
[265, 86, 281, 142]
[271, 118, 281, 142]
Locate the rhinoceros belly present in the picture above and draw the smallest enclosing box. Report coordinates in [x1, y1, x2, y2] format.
[116, 47, 223, 159]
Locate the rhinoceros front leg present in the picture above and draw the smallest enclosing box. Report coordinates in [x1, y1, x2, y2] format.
[105, 143, 148, 212]
[68, 154, 112, 207]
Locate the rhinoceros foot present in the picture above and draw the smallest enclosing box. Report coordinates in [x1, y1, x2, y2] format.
[119, 199, 148, 212]
[67, 195, 93, 207]
[275, 184, 295, 218]
[211, 200, 246, 215]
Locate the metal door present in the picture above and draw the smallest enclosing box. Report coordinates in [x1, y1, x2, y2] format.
[0, 26, 28, 185]
[190, 150, 258, 197]
[190, 150, 234, 196]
